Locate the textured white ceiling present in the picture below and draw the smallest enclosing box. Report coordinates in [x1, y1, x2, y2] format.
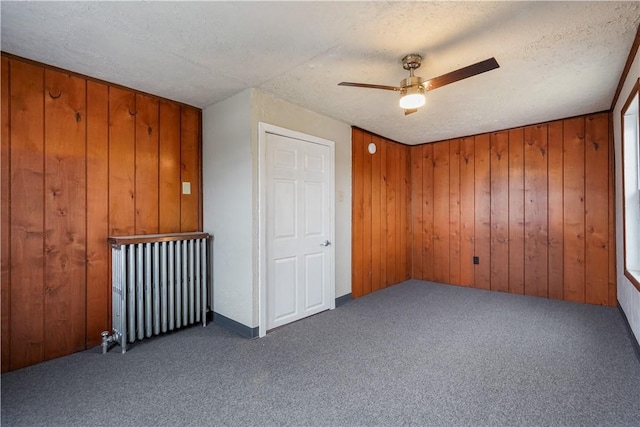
[2, 1, 639, 145]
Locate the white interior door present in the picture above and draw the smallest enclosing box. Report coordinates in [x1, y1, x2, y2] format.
[265, 131, 334, 330]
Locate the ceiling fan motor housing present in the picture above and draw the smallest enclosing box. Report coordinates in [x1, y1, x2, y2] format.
[400, 75, 424, 90]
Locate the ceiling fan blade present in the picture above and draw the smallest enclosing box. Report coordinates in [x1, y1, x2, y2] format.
[338, 82, 401, 91]
[404, 108, 418, 116]
[424, 57, 499, 91]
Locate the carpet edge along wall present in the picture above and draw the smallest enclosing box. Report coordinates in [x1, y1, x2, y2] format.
[352, 113, 615, 306]
[1, 54, 203, 372]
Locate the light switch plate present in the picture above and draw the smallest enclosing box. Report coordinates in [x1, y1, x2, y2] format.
[182, 182, 191, 195]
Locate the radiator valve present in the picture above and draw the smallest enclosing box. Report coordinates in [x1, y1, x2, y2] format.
[101, 331, 116, 354]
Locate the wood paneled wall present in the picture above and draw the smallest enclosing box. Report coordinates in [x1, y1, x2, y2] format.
[1, 54, 203, 372]
[351, 128, 411, 298]
[409, 112, 615, 306]
[352, 113, 614, 306]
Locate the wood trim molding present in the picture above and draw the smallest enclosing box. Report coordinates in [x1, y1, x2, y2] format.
[620, 79, 640, 293]
[108, 232, 210, 246]
[624, 271, 640, 292]
[611, 23, 640, 111]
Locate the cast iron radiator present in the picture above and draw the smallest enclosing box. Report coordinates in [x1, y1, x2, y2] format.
[102, 232, 211, 353]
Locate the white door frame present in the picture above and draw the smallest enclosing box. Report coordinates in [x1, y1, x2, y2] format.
[258, 122, 336, 337]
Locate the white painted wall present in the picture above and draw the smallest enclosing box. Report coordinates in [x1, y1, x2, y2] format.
[203, 88, 352, 329]
[202, 89, 254, 327]
[251, 89, 352, 324]
[613, 46, 640, 343]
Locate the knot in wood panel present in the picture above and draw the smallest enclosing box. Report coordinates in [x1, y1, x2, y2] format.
[59, 255, 69, 270]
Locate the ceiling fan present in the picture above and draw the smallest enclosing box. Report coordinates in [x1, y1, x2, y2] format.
[338, 54, 499, 115]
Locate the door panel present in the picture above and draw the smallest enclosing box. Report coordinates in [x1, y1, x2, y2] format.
[272, 257, 297, 323]
[305, 253, 325, 309]
[274, 179, 296, 238]
[305, 182, 324, 235]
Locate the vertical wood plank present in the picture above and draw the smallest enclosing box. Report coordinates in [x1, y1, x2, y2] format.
[370, 135, 381, 292]
[547, 121, 564, 300]
[180, 107, 200, 232]
[1, 57, 11, 372]
[385, 140, 397, 287]
[135, 94, 159, 235]
[508, 128, 525, 295]
[158, 101, 181, 233]
[399, 143, 408, 283]
[459, 137, 475, 286]
[608, 114, 617, 306]
[351, 129, 364, 298]
[43, 69, 87, 359]
[385, 140, 394, 286]
[523, 124, 549, 297]
[378, 138, 392, 287]
[85, 81, 109, 347]
[474, 134, 491, 290]
[392, 141, 402, 285]
[422, 144, 434, 281]
[432, 142, 450, 283]
[362, 133, 372, 294]
[379, 136, 388, 287]
[108, 87, 136, 236]
[585, 113, 609, 305]
[490, 131, 509, 293]
[449, 139, 461, 285]
[411, 145, 424, 279]
[563, 117, 586, 303]
[10, 60, 45, 370]
[404, 144, 412, 280]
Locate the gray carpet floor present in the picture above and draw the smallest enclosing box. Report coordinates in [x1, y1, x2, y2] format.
[2, 280, 640, 427]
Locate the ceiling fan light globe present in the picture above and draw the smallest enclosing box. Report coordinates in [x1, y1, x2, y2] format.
[399, 93, 425, 109]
